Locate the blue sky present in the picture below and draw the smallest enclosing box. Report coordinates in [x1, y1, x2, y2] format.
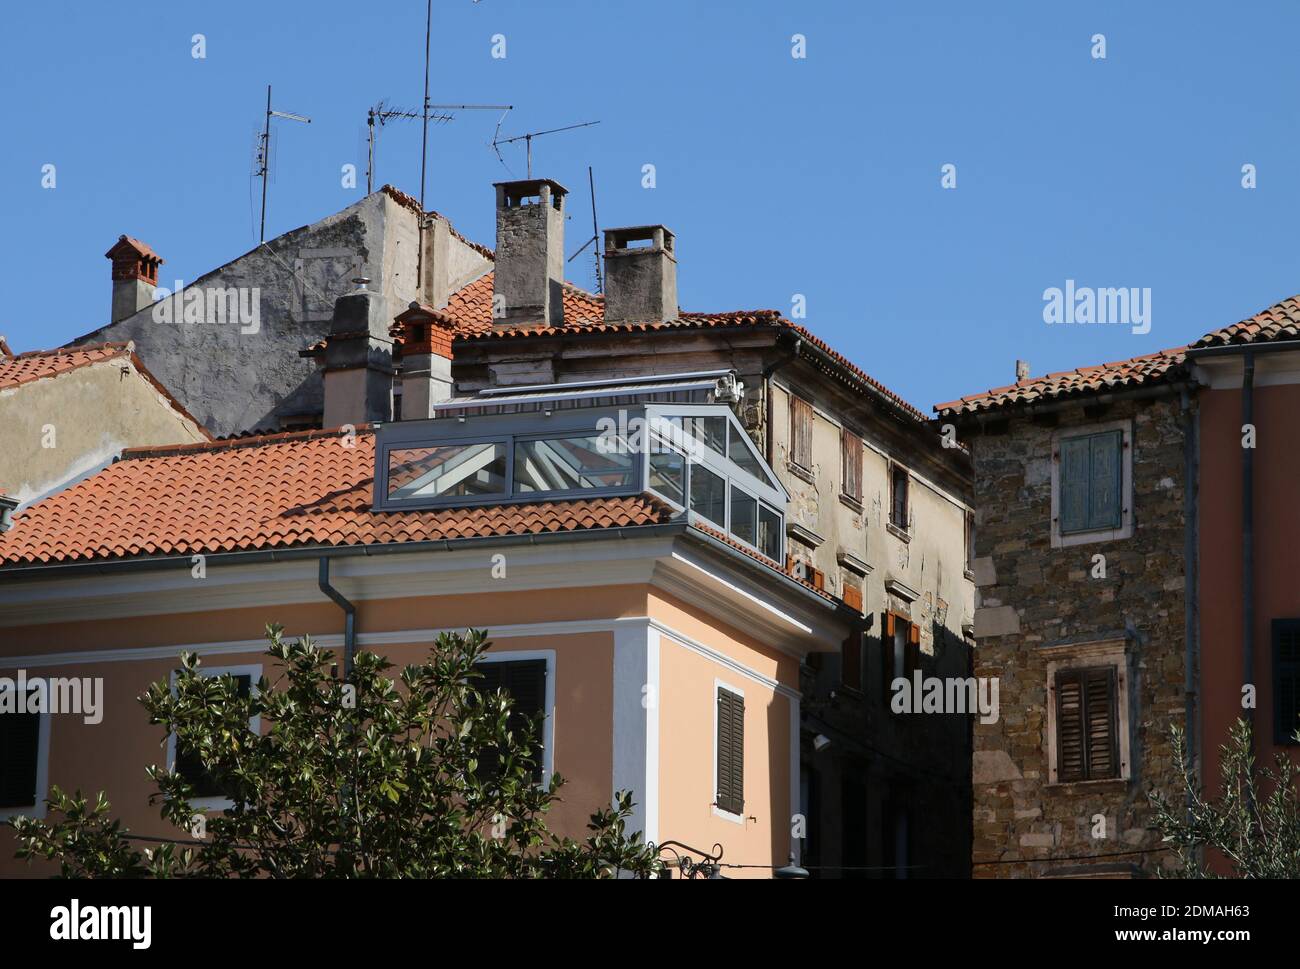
[2, 0, 1298, 412]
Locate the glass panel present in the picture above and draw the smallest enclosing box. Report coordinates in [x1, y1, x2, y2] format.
[730, 486, 757, 547]
[683, 415, 727, 459]
[758, 504, 782, 561]
[689, 463, 726, 527]
[514, 435, 636, 494]
[388, 443, 507, 500]
[729, 423, 765, 479]
[649, 448, 685, 506]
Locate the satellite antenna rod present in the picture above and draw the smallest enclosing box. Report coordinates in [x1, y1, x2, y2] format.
[257, 84, 312, 244]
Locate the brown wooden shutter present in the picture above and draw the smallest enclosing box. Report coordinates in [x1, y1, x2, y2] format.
[904, 622, 921, 677]
[882, 613, 897, 702]
[1056, 667, 1117, 781]
[842, 583, 863, 614]
[716, 688, 745, 814]
[842, 429, 862, 501]
[790, 395, 813, 470]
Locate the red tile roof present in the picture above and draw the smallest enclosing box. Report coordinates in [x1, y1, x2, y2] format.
[1191, 294, 1300, 349]
[934, 347, 1187, 418]
[0, 426, 672, 568]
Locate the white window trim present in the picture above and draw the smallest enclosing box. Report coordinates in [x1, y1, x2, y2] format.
[0, 695, 51, 822]
[1044, 639, 1132, 785]
[1050, 418, 1134, 548]
[166, 663, 262, 812]
[475, 649, 556, 784]
[712, 677, 746, 825]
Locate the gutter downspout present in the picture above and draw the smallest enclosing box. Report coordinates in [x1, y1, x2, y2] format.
[1180, 387, 1200, 815]
[318, 558, 357, 679]
[1242, 351, 1256, 751]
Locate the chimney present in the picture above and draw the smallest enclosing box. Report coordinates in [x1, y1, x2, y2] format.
[492, 179, 567, 329]
[321, 277, 394, 429]
[394, 302, 456, 419]
[602, 225, 677, 323]
[105, 235, 163, 323]
[1015, 359, 1030, 383]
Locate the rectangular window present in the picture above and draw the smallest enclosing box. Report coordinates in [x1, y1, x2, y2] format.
[0, 687, 42, 811]
[474, 659, 548, 783]
[757, 504, 782, 562]
[1055, 667, 1118, 781]
[387, 442, 508, 501]
[1274, 620, 1300, 746]
[882, 614, 919, 706]
[790, 394, 813, 471]
[715, 687, 745, 816]
[841, 429, 863, 502]
[728, 423, 764, 478]
[1058, 430, 1122, 534]
[689, 463, 726, 528]
[513, 435, 635, 494]
[965, 511, 975, 574]
[729, 486, 758, 547]
[648, 447, 685, 506]
[174, 673, 254, 800]
[890, 464, 909, 530]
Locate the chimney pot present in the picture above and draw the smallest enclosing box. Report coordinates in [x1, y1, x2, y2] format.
[105, 235, 163, 323]
[394, 302, 456, 419]
[491, 178, 568, 330]
[320, 286, 394, 429]
[602, 225, 677, 323]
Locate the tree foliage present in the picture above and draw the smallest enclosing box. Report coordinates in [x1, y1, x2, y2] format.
[11, 625, 658, 878]
[1151, 718, 1300, 878]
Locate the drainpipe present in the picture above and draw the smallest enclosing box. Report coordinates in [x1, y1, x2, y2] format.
[1180, 387, 1199, 808]
[1241, 351, 1255, 749]
[318, 558, 357, 679]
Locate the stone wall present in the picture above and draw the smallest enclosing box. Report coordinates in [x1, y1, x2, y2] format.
[969, 394, 1188, 878]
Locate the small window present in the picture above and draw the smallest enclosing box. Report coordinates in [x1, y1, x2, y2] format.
[0, 686, 43, 812]
[1273, 620, 1300, 746]
[1058, 430, 1122, 534]
[841, 429, 863, 502]
[790, 394, 813, 471]
[890, 464, 909, 530]
[689, 463, 726, 528]
[715, 687, 745, 816]
[1055, 667, 1118, 781]
[882, 613, 920, 707]
[474, 659, 548, 783]
[757, 504, 782, 561]
[173, 671, 255, 801]
[729, 486, 758, 547]
[388, 442, 508, 500]
[648, 446, 685, 506]
[514, 435, 635, 494]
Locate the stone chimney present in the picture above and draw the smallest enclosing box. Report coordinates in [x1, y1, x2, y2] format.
[602, 225, 677, 323]
[321, 278, 394, 429]
[1015, 359, 1030, 383]
[105, 235, 163, 323]
[492, 179, 567, 329]
[394, 302, 456, 420]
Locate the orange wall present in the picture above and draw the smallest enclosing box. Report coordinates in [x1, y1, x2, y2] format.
[1199, 382, 1300, 792]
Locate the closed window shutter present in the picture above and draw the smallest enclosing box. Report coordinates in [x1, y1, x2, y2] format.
[175, 674, 252, 798]
[882, 613, 896, 702]
[891, 467, 909, 528]
[1273, 620, 1300, 745]
[1058, 437, 1090, 534]
[475, 659, 548, 782]
[842, 430, 862, 501]
[1059, 431, 1123, 534]
[0, 689, 41, 809]
[791, 396, 813, 470]
[1089, 431, 1122, 530]
[1056, 667, 1118, 781]
[905, 622, 921, 678]
[716, 688, 745, 814]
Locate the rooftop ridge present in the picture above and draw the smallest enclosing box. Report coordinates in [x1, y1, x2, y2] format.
[122, 424, 370, 460]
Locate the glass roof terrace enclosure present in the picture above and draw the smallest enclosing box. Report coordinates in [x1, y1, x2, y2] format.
[373, 373, 788, 564]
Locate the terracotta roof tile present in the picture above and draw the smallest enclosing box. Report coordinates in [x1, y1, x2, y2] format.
[934, 347, 1187, 418]
[0, 427, 672, 568]
[0, 342, 134, 391]
[1191, 294, 1300, 349]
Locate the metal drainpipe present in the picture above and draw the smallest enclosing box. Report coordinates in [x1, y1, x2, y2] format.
[1180, 387, 1199, 808]
[1242, 351, 1255, 747]
[318, 558, 357, 679]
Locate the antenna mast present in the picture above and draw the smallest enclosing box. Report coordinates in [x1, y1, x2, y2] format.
[567, 166, 604, 293]
[368, 101, 451, 194]
[256, 84, 312, 244]
[493, 120, 600, 179]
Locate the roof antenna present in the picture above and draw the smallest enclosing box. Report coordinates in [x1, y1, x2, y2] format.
[567, 166, 604, 293]
[492, 120, 600, 179]
[368, 100, 452, 194]
[256, 84, 311, 244]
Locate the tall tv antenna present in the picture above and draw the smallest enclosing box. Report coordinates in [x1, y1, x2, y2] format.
[368, 100, 453, 194]
[492, 120, 600, 179]
[567, 167, 604, 293]
[256, 84, 311, 244]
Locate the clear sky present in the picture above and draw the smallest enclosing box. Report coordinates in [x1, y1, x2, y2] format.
[3, 0, 1298, 413]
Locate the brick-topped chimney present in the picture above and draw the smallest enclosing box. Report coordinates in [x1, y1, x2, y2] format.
[602, 225, 677, 323]
[105, 235, 163, 323]
[492, 179, 567, 329]
[394, 301, 456, 419]
[321, 278, 394, 429]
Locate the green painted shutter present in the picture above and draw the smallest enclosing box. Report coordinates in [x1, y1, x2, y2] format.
[716, 688, 745, 815]
[0, 690, 41, 809]
[1088, 431, 1122, 530]
[1058, 436, 1090, 534]
[1274, 621, 1300, 745]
